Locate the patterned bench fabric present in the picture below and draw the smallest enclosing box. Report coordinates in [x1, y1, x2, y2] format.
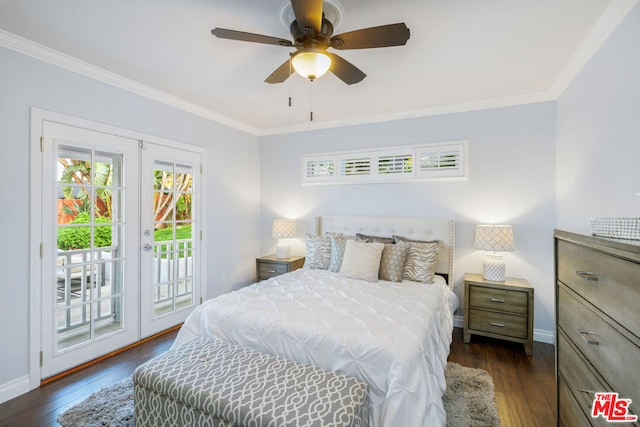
[133, 337, 369, 427]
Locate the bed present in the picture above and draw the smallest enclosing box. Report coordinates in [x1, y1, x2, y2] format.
[173, 216, 458, 427]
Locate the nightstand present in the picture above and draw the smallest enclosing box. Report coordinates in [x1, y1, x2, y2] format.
[463, 273, 534, 355]
[256, 255, 305, 281]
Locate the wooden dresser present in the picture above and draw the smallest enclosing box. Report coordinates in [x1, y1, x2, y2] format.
[555, 230, 640, 426]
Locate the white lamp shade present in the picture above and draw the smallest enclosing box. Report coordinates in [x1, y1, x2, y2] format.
[474, 225, 515, 252]
[272, 219, 297, 239]
[291, 49, 331, 80]
[475, 225, 514, 281]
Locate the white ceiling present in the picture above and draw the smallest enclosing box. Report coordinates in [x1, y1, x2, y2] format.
[0, 0, 636, 135]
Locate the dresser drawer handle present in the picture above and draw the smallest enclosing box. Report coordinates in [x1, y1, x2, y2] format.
[576, 271, 599, 282]
[578, 388, 599, 396]
[490, 322, 505, 328]
[268, 270, 276, 273]
[577, 330, 600, 346]
[490, 298, 505, 303]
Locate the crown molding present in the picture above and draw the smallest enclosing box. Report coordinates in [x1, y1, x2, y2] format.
[549, 0, 639, 98]
[0, 29, 261, 136]
[259, 91, 555, 136]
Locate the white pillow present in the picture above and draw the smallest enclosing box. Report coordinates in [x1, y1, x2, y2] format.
[339, 240, 385, 282]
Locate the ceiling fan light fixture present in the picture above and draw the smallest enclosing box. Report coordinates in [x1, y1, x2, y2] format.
[291, 49, 331, 81]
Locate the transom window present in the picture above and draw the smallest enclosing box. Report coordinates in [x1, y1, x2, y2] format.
[302, 141, 468, 185]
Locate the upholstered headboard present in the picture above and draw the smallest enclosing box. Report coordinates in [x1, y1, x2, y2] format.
[317, 215, 455, 289]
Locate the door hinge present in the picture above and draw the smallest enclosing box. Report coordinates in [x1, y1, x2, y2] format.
[39, 243, 44, 259]
[200, 297, 203, 304]
[200, 164, 203, 174]
[200, 230, 203, 241]
[40, 136, 45, 152]
[39, 351, 43, 367]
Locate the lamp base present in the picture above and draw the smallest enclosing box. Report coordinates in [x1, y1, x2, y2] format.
[483, 254, 505, 281]
[275, 242, 291, 259]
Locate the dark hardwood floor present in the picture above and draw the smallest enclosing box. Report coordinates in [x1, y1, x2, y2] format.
[0, 327, 555, 426]
[0, 330, 177, 426]
[448, 327, 557, 427]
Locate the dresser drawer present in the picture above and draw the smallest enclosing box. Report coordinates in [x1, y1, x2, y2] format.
[558, 375, 592, 427]
[558, 284, 640, 417]
[468, 308, 528, 339]
[258, 262, 289, 278]
[558, 331, 611, 426]
[469, 285, 528, 315]
[557, 239, 640, 337]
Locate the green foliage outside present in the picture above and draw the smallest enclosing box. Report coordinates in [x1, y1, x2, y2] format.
[153, 226, 192, 241]
[58, 215, 192, 254]
[57, 212, 112, 250]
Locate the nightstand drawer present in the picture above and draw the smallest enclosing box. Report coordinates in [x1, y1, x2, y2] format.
[468, 308, 528, 339]
[258, 262, 289, 278]
[468, 285, 528, 315]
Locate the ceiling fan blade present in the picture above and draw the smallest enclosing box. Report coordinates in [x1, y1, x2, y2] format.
[265, 59, 293, 84]
[328, 53, 366, 85]
[330, 23, 410, 50]
[290, 0, 323, 34]
[211, 28, 293, 47]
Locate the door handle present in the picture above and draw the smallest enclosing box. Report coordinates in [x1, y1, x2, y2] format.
[143, 244, 153, 252]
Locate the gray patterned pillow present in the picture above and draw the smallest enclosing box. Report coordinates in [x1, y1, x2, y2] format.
[355, 233, 394, 244]
[379, 241, 410, 282]
[394, 236, 441, 283]
[303, 234, 331, 269]
[327, 233, 347, 272]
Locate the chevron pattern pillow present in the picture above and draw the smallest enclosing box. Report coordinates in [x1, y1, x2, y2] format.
[303, 234, 331, 270]
[394, 236, 441, 284]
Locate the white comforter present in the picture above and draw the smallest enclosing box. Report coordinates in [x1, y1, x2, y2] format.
[173, 269, 456, 427]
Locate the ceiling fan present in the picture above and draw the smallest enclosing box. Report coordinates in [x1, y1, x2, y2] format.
[211, 0, 410, 85]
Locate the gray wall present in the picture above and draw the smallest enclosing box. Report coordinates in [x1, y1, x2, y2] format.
[556, 4, 640, 227]
[260, 102, 558, 339]
[0, 46, 261, 390]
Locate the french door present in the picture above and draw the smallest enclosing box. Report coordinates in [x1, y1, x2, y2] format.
[139, 143, 201, 338]
[38, 120, 201, 379]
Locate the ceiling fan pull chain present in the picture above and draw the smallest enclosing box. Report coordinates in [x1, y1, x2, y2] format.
[288, 56, 293, 107]
[310, 80, 314, 121]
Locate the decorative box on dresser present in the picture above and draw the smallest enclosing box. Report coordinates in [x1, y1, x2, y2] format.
[463, 273, 534, 355]
[555, 229, 640, 426]
[256, 255, 305, 281]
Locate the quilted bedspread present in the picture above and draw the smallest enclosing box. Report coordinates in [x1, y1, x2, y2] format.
[173, 268, 456, 427]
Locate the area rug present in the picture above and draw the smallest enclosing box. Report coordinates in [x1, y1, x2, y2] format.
[58, 362, 500, 427]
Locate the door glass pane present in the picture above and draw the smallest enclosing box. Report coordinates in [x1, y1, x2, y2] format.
[151, 161, 195, 317]
[55, 144, 125, 352]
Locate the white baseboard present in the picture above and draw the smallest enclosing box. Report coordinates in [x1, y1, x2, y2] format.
[534, 328, 555, 345]
[453, 315, 555, 345]
[453, 315, 464, 329]
[0, 375, 30, 404]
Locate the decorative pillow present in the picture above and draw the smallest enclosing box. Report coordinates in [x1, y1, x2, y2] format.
[394, 236, 442, 283]
[355, 233, 394, 244]
[378, 241, 410, 282]
[303, 234, 331, 270]
[339, 240, 385, 282]
[327, 233, 347, 272]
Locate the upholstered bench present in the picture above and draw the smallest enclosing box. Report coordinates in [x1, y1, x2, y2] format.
[133, 337, 369, 427]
